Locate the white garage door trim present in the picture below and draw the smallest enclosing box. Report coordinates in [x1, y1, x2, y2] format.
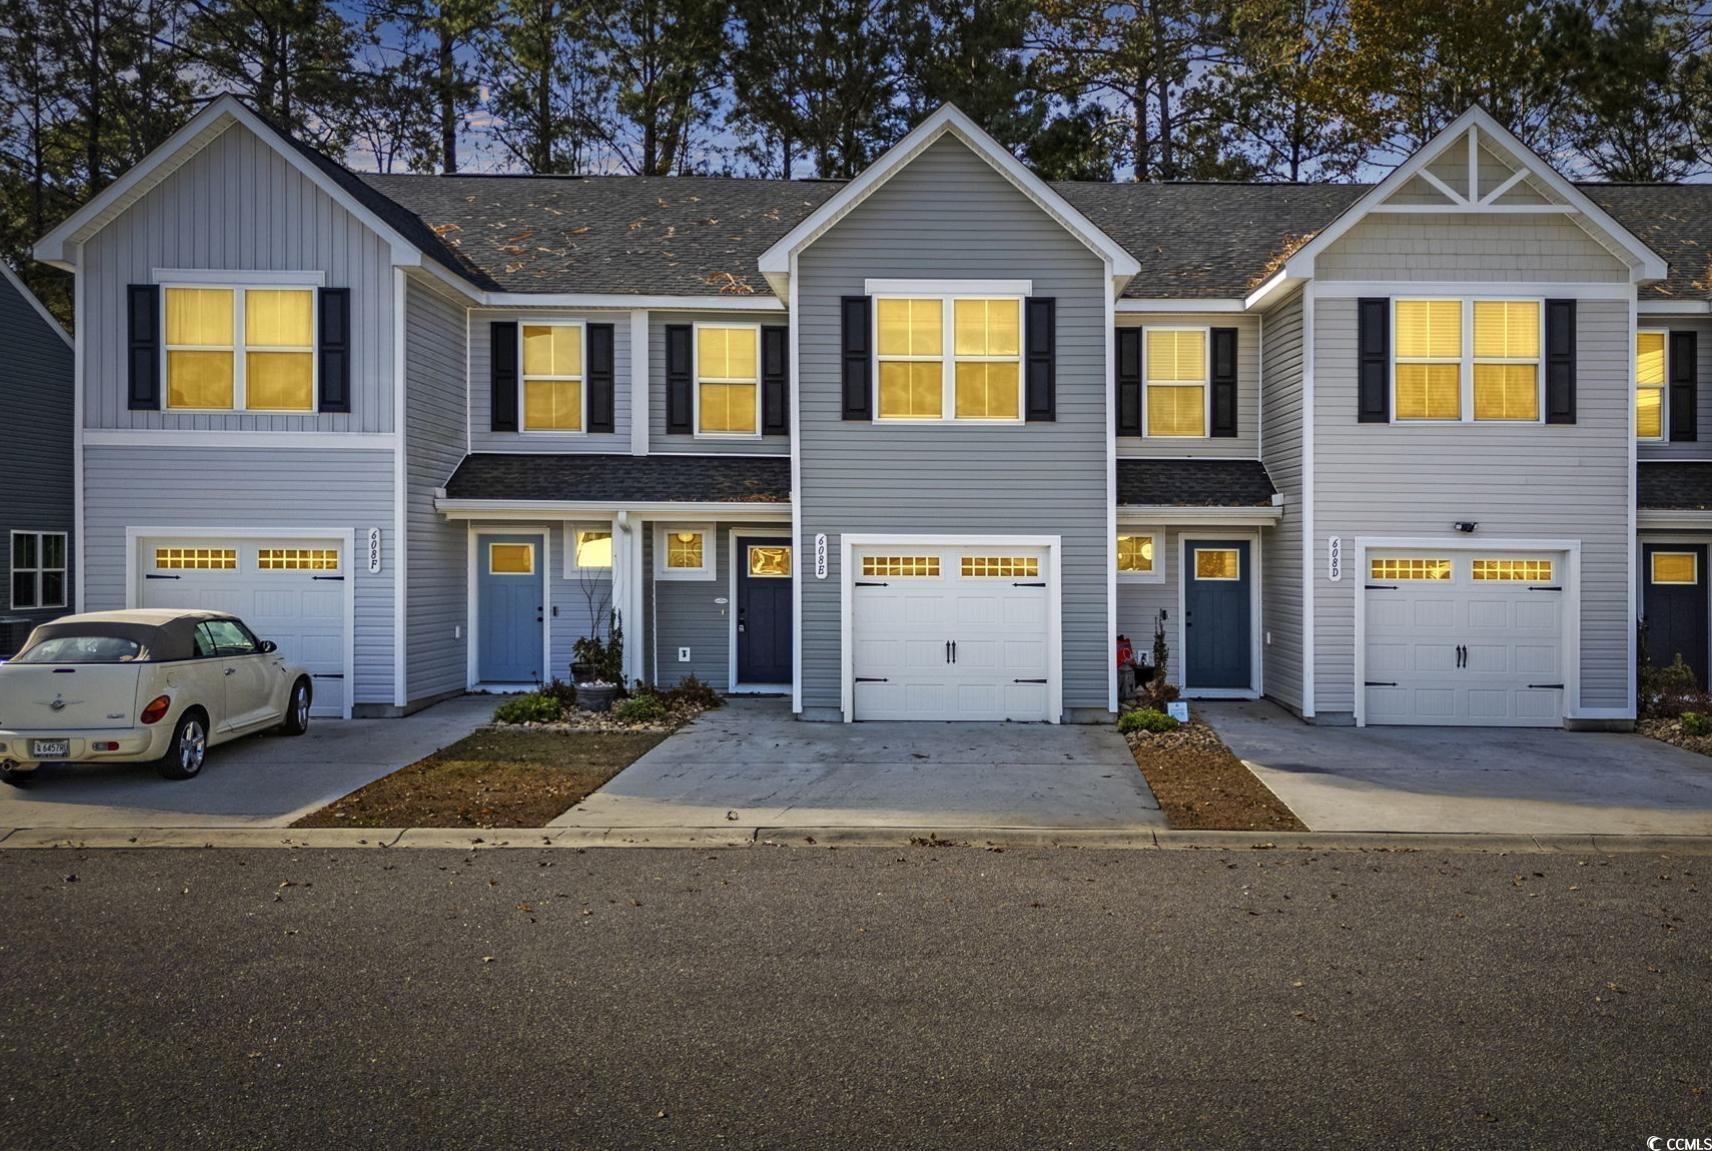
[840, 533, 1063, 724]
[125, 526, 356, 719]
[1354, 536, 1581, 728]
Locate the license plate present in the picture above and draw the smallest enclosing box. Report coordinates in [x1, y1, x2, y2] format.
[30, 739, 69, 759]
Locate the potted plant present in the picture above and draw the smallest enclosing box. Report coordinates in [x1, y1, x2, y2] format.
[572, 610, 624, 712]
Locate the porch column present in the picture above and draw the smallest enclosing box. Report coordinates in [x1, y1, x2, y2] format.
[614, 511, 646, 685]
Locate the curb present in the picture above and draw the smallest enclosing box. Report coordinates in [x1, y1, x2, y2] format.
[2, 825, 1711, 853]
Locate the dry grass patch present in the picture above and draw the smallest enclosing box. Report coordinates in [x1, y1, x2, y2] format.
[292, 728, 665, 829]
[1125, 719, 1306, 832]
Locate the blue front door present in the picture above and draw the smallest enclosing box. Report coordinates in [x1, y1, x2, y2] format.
[478, 534, 544, 684]
[1184, 539, 1252, 691]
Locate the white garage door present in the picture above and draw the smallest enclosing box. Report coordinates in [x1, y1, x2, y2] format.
[851, 544, 1053, 722]
[139, 537, 348, 717]
[1364, 551, 1564, 727]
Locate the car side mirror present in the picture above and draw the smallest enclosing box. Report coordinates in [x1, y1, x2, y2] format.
[259, 640, 278, 654]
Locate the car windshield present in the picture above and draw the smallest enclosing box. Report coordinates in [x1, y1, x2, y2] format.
[12, 636, 146, 664]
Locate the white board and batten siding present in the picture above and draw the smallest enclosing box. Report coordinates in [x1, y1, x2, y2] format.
[795, 136, 1110, 721]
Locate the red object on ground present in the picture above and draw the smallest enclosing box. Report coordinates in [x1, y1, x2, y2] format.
[1116, 635, 1134, 668]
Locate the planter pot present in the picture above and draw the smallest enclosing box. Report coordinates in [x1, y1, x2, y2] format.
[577, 684, 620, 713]
[570, 662, 594, 685]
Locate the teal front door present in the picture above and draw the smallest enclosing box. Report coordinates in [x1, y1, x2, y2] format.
[1184, 540, 1252, 691]
[478, 534, 544, 684]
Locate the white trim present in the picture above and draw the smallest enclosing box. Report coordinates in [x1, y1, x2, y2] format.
[629, 311, 649, 456]
[1116, 505, 1284, 526]
[437, 498, 790, 521]
[1140, 325, 1212, 439]
[690, 320, 764, 439]
[516, 319, 589, 435]
[1281, 107, 1667, 283]
[1243, 272, 1297, 313]
[72, 244, 85, 612]
[1105, 260, 1119, 713]
[1301, 282, 1316, 716]
[1628, 291, 1640, 716]
[392, 267, 408, 708]
[1638, 509, 1712, 530]
[869, 290, 1027, 425]
[1120, 297, 1246, 314]
[81, 429, 397, 450]
[563, 519, 617, 577]
[0, 261, 71, 347]
[7, 530, 69, 610]
[839, 533, 1064, 724]
[483, 292, 785, 312]
[466, 525, 552, 689]
[1636, 326, 1669, 442]
[864, 278, 1033, 297]
[654, 523, 716, 581]
[153, 267, 324, 287]
[1368, 203, 1580, 216]
[1639, 300, 1712, 315]
[1176, 531, 1264, 699]
[123, 525, 356, 720]
[620, 511, 644, 684]
[1116, 528, 1164, 584]
[789, 252, 803, 714]
[1311, 280, 1636, 300]
[758, 105, 1139, 298]
[1646, 548, 1700, 585]
[727, 527, 795, 693]
[1352, 536, 1585, 727]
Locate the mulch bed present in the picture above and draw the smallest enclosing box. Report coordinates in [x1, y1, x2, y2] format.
[1125, 718, 1307, 832]
[291, 728, 665, 829]
[1638, 716, 1712, 757]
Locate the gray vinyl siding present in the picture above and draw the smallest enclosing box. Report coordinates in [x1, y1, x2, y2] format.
[1637, 317, 1712, 459]
[1113, 529, 1177, 683]
[1258, 290, 1305, 713]
[468, 308, 634, 451]
[639, 520, 783, 690]
[0, 274, 75, 640]
[795, 135, 1110, 718]
[81, 445, 397, 705]
[403, 277, 469, 702]
[1117, 312, 1259, 459]
[1310, 295, 1632, 717]
[81, 120, 396, 432]
[648, 311, 790, 454]
[549, 522, 614, 681]
[1316, 214, 1629, 283]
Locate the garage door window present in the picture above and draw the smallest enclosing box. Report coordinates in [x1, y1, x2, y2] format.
[258, 548, 340, 571]
[1472, 558, 1553, 582]
[1652, 552, 1698, 585]
[155, 546, 237, 571]
[961, 556, 1039, 578]
[1369, 557, 1451, 581]
[862, 556, 940, 577]
[1194, 549, 1240, 580]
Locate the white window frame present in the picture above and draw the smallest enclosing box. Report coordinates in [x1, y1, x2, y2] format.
[655, 523, 716, 581]
[10, 530, 67, 610]
[869, 287, 1027, 426]
[1650, 550, 1698, 586]
[563, 519, 616, 576]
[1141, 326, 1211, 439]
[160, 282, 318, 413]
[1637, 328, 1669, 442]
[1390, 297, 1545, 425]
[692, 321, 763, 439]
[1116, 529, 1164, 584]
[1192, 547, 1242, 582]
[487, 540, 537, 576]
[518, 320, 588, 435]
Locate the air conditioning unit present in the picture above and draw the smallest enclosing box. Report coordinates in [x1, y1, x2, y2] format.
[0, 617, 35, 660]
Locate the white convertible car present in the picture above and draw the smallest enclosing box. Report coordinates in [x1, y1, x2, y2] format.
[0, 610, 313, 782]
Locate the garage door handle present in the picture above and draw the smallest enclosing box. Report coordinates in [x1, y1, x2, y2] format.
[854, 581, 889, 587]
[1527, 683, 1564, 690]
[854, 676, 888, 683]
[1365, 584, 1399, 591]
[311, 575, 345, 582]
[1364, 681, 1398, 687]
[1014, 678, 1048, 684]
[1012, 581, 1046, 588]
[145, 573, 180, 580]
[1527, 586, 1562, 591]
[312, 673, 345, 680]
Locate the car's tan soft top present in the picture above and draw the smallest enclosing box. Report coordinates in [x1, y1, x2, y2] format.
[19, 610, 240, 663]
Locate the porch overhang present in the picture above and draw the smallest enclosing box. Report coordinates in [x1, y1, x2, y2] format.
[1116, 458, 1281, 522]
[438, 452, 792, 518]
[437, 498, 791, 521]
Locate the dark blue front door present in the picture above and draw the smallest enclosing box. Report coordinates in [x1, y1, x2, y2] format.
[1184, 539, 1252, 690]
[736, 538, 793, 685]
[478, 534, 544, 684]
[1643, 543, 1708, 687]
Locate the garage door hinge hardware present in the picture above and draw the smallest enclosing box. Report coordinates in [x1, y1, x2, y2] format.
[1365, 583, 1398, 590]
[311, 575, 345, 582]
[1014, 678, 1048, 684]
[1528, 586, 1562, 591]
[854, 581, 888, 587]
[145, 573, 180, 580]
[312, 673, 346, 680]
[854, 676, 889, 683]
[1527, 683, 1564, 690]
[1012, 581, 1047, 588]
[1364, 681, 1398, 687]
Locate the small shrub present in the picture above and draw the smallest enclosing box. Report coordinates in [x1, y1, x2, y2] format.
[1137, 678, 1181, 710]
[1682, 711, 1712, 737]
[1640, 653, 1703, 717]
[666, 674, 722, 711]
[612, 693, 669, 725]
[1119, 707, 1179, 734]
[493, 692, 564, 725]
[541, 677, 578, 710]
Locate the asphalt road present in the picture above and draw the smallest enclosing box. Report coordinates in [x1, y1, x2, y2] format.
[0, 846, 1705, 1150]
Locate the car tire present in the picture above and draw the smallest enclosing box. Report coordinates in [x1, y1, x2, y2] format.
[156, 710, 209, 781]
[281, 679, 312, 736]
[0, 763, 34, 786]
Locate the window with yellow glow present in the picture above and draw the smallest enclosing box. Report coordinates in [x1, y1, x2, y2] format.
[1637, 331, 1666, 440]
[747, 545, 791, 578]
[1394, 300, 1462, 420]
[522, 324, 583, 431]
[952, 298, 1020, 420]
[1369, 557, 1452, 581]
[1194, 549, 1240, 580]
[257, 548, 340, 571]
[1652, 552, 1698, 585]
[165, 285, 315, 411]
[861, 555, 940, 577]
[960, 555, 1039, 578]
[243, 289, 314, 411]
[877, 298, 944, 420]
[1145, 329, 1207, 437]
[1472, 558, 1553, 582]
[489, 543, 535, 575]
[666, 531, 705, 570]
[165, 288, 236, 409]
[1472, 300, 1539, 421]
[155, 546, 237, 571]
[697, 326, 758, 434]
[1117, 534, 1155, 574]
[573, 528, 612, 570]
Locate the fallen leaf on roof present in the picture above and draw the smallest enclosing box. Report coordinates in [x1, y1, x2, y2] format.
[568, 225, 590, 235]
[504, 229, 535, 243]
[505, 262, 525, 273]
[431, 222, 461, 235]
[705, 271, 757, 295]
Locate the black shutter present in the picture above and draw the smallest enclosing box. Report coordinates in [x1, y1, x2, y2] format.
[1357, 298, 1389, 423]
[1024, 297, 1057, 422]
[490, 321, 518, 431]
[1115, 327, 1141, 435]
[1669, 330, 1698, 442]
[762, 325, 789, 435]
[1210, 326, 1238, 437]
[127, 284, 160, 410]
[317, 287, 351, 413]
[1545, 298, 1576, 425]
[587, 322, 615, 433]
[841, 296, 871, 420]
[665, 324, 692, 433]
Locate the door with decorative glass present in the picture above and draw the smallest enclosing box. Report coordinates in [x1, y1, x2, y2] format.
[736, 538, 793, 685]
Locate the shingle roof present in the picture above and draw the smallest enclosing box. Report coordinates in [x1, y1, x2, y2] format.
[1638, 462, 1712, 510]
[1581, 185, 1712, 300]
[1117, 459, 1279, 507]
[443, 453, 791, 504]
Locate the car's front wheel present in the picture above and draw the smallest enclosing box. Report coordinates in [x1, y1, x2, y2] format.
[156, 710, 208, 781]
[281, 679, 312, 736]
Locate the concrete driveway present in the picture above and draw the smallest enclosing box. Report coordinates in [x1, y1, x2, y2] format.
[1201, 699, 1712, 835]
[0, 695, 494, 829]
[554, 698, 1160, 834]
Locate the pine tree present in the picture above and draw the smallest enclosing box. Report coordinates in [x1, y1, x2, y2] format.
[482, 0, 606, 173]
[590, 0, 730, 175]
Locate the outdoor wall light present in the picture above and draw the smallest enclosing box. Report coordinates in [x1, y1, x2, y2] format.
[1453, 521, 1479, 534]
